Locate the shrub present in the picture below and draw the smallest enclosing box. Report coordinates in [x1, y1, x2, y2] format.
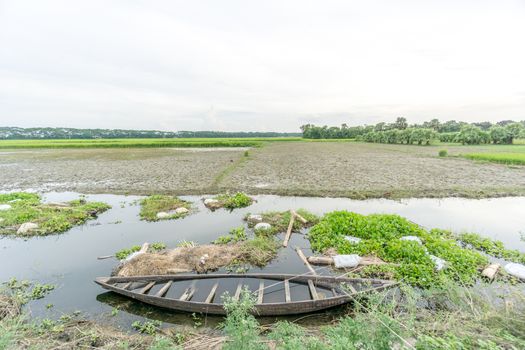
[438, 150, 447, 157]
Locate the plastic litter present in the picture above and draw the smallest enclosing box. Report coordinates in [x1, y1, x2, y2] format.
[400, 236, 423, 245]
[504, 263, 525, 280]
[344, 236, 362, 244]
[254, 222, 272, 231]
[429, 255, 447, 271]
[333, 254, 361, 268]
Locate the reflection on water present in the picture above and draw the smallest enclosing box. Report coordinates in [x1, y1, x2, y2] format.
[1, 192, 524, 329]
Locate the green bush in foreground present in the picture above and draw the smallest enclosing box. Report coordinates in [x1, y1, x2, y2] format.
[308, 211, 490, 288]
[438, 149, 448, 157]
[219, 282, 525, 350]
[214, 192, 254, 210]
[0, 193, 110, 237]
[139, 195, 191, 221]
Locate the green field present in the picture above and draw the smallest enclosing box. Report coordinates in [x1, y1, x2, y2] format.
[463, 152, 525, 165]
[0, 137, 305, 149]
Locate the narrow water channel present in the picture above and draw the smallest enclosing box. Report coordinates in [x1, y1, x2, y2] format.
[1, 192, 524, 329]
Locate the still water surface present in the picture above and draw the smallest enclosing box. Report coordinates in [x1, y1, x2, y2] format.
[1, 193, 524, 328]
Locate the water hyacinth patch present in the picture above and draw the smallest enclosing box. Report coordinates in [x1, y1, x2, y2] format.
[0, 192, 110, 237]
[308, 211, 490, 288]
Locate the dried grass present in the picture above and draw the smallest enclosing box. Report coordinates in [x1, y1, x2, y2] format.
[114, 244, 246, 276]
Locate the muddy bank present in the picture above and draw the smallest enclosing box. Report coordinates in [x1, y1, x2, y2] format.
[1, 142, 525, 198]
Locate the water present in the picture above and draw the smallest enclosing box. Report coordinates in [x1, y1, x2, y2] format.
[1, 193, 524, 329]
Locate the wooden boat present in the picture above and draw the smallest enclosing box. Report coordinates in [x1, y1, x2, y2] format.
[95, 274, 396, 316]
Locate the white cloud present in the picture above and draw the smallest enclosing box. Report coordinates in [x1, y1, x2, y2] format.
[0, 0, 524, 131]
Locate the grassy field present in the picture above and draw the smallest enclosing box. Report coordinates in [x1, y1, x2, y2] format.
[0, 137, 305, 148]
[463, 152, 525, 165]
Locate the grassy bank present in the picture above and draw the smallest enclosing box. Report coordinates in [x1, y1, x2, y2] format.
[2, 281, 523, 349]
[463, 152, 525, 165]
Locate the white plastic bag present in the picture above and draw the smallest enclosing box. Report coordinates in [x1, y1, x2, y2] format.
[344, 236, 362, 244]
[333, 254, 361, 268]
[504, 263, 525, 280]
[400, 236, 422, 245]
[429, 255, 447, 271]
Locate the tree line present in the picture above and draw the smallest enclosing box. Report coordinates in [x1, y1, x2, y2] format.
[301, 118, 525, 145]
[0, 127, 300, 140]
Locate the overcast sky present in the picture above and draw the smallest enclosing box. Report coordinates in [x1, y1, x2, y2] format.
[1, 0, 524, 132]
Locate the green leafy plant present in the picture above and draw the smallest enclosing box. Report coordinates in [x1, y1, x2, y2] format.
[0, 193, 110, 237]
[214, 192, 254, 210]
[139, 195, 191, 221]
[438, 149, 448, 157]
[213, 227, 247, 245]
[131, 320, 162, 335]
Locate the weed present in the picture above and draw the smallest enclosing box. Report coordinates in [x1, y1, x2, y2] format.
[213, 226, 247, 245]
[463, 152, 525, 165]
[221, 288, 265, 350]
[0, 193, 110, 237]
[115, 242, 166, 260]
[438, 149, 448, 157]
[176, 240, 197, 248]
[458, 232, 525, 264]
[245, 209, 319, 236]
[308, 211, 491, 288]
[131, 320, 162, 335]
[2, 279, 55, 305]
[238, 237, 280, 266]
[213, 192, 253, 210]
[139, 195, 191, 221]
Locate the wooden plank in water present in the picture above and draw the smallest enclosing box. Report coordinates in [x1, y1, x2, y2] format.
[257, 281, 264, 304]
[296, 248, 316, 275]
[234, 282, 243, 301]
[155, 281, 172, 297]
[205, 282, 219, 304]
[138, 281, 155, 295]
[284, 280, 291, 302]
[282, 211, 296, 247]
[307, 280, 319, 300]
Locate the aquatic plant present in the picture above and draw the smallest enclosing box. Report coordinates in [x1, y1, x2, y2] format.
[114, 242, 166, 260]
[0, 193, 110, 237]
[213, 226, 247, 245]
[213, 192, 253, 210]
[139, 195, 191, 221]
[2, 278, 55, 305]
[245, 209, 319, 236]
[438, 149, 448, 157]
[458, 232, 525, 264]
[131, 320, 162, 335]
[308, 211, 490, 288]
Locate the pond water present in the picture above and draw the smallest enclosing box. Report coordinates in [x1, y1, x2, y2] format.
[1, 193, 524, 330]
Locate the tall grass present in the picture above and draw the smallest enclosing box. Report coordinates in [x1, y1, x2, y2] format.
[463, 152, 525, 165]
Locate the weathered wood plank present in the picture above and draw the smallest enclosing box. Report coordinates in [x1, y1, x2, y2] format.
[257, 281, 264, 304]
[284, 280, 291, 302]
[234, 282, 243, 301]
[332, 288, 338, 297]
[307, 280, 319, 300]
[205, 282, 219, 304]
[155, 281, 173, 297]
[138, 281, 155, 295]
[347, 283, 358, 294]
[296, 248, 316, 275]
[282, 211, 296, 247]
[122, 282, 132, 290]
[180, 287, 196, 301]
